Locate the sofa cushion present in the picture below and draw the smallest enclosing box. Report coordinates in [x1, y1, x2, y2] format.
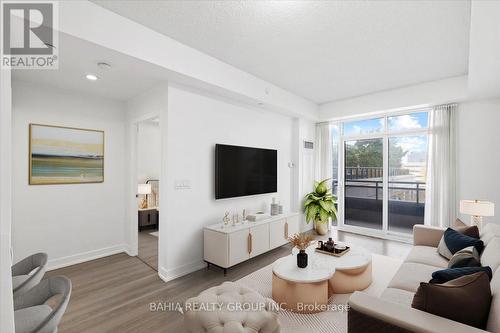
[482, 237, 500, 273]
[448, 246, 481, 268]
[454, 225, 480, 238]
[405, 246, 448, 268]
[412, 272, 492, 329]
[430, 266, 493, 284]
[438, 228, 484, 260]
[481, 223, 500, 246]
[487, 267, 500, 333]
[380, 287, 415, 307]
[388, 262, 439, 293]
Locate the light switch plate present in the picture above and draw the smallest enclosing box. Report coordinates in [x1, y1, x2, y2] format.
[175, 179, 191, 190]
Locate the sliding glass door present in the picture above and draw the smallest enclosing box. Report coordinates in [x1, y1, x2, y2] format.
[344, 138, 383, 230]
[336, 111, 429, 237]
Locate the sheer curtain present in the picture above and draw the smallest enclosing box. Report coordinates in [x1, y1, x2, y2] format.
[424, 104, 457, 227]
[315, 123, 332, 182]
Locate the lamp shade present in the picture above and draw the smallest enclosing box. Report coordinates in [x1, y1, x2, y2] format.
[137, 183, 151, 195]
[460, 200, 495, 217]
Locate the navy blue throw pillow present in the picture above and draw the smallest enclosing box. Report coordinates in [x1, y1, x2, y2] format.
[430, 266, 493, 284]
[443, 228, 484, 254]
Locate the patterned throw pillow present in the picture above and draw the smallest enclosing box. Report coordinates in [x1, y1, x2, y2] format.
[430, 266, 493, 284]
[437, 228, 484, 260]
[448, 246, 481, 268]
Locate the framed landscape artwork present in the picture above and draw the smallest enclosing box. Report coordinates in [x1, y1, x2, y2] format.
[29, 124, 104, 185]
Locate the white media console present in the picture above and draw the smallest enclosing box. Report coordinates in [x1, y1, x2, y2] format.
[204, 212, 300, 274]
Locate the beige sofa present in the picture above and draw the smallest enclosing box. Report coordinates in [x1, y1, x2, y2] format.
[348, 223, 500, 333]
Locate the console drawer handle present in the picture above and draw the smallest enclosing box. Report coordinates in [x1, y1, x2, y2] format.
[248, 233, 252, 254]
[285, 221, 289, 239]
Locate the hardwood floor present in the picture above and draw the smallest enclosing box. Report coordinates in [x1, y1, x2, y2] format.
[46, 229, 411, 333]
[138, 229, 158, 271]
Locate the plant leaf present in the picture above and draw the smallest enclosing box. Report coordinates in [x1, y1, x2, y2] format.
[319, 208, 329, 223]
[304, 198, 314, 208]
[318, 200, 330, 213]
[306, 204, 318, 223]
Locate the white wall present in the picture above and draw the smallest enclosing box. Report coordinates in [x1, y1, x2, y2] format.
[0, 68, 15, 333]
[137, 121, 161, 182]
[319, 76, 468, 121]
[291, 118, 316, 232]
[457, 98, 500, 225]
[11, 81, 128, 269]
[468, 1, 500, 99]
[161, 86, 295, 280]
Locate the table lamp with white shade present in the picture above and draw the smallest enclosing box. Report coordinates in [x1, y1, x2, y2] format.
[460, 200, 495, 229]
[137, 183, 152, 209]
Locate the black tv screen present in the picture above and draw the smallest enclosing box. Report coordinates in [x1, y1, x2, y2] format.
[215, 144, 277, 199]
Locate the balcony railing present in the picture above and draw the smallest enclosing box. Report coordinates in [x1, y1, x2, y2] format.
[333, 177, 426, 234]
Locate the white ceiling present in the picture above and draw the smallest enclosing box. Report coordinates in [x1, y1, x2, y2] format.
[92, 0, 471, 104]
[13, 33, 167, 101]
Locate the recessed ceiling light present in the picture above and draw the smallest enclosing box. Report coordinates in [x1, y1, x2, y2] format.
[258, 102, 264, 106]
[85, 74, 99, 81]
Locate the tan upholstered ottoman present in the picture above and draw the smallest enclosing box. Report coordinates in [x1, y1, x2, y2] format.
[184, 282, 280, 333]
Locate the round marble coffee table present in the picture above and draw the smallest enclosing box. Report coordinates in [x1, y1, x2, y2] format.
[272, 245, 372, 313]
[316, 246, 373, 294]
[272, 255, 335, 313]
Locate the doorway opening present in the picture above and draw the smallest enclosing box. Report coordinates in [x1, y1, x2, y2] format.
[136, 117, 161, 271]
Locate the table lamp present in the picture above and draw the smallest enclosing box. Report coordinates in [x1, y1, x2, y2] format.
[138, 184, 152, 209]
[459, 199, 495, 229]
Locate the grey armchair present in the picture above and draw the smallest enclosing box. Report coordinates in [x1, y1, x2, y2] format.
[14, 276, 72, 333]
[12, 253, 48, 298]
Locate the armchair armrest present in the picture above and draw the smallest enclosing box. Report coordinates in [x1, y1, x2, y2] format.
[348, 292, 487, 333]
[413, 225, 445, 247]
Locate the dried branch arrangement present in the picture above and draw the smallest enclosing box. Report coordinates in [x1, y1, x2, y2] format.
[288, 233, 315, 251]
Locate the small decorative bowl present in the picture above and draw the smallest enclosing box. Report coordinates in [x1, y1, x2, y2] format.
[334, 244, 347, 253]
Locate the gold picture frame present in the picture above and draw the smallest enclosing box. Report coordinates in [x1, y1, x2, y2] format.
[29, 124, 105, 185]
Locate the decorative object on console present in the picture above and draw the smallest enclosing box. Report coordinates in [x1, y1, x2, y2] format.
[222, 211, 230, 228]
[460, 199, 495, 229]
[270, 197, 279, 216]
[304, 178, 337, 235]
[246, 212, 270, 222]
[288, 233, 314, 268]
[137, 183, 151, 209]
[29, 124, 104, 185]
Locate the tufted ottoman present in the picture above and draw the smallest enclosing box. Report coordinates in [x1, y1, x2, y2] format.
[184, 281, 280, 333]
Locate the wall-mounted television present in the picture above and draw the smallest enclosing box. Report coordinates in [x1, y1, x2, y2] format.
[215, 144, 277, 199]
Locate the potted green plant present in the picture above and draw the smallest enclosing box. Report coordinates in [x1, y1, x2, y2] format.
[304, 178, 338, 235]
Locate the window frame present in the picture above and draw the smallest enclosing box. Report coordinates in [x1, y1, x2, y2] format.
[332, 108, 431, 242]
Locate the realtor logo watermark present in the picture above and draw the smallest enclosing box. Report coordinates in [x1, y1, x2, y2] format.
[1, 1, 58, 69]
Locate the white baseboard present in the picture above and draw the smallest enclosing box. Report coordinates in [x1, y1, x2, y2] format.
[124, 244, 138, 257]
[158, 260, 207, 283]
[47, 244, 127, 271]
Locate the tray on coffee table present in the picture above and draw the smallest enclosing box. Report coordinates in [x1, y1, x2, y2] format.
[315, 246, 350, 257]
